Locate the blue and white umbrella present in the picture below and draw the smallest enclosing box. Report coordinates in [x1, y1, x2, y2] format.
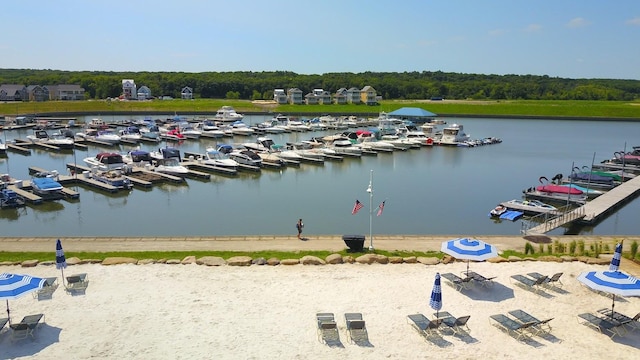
[609, 242, 622, 272]
[0, 273, 46, 325]
[441, 238, 499, 273]
[577, 270, 640, 316]
[430, 273, 443, 319]
[56, 239, 67, 283]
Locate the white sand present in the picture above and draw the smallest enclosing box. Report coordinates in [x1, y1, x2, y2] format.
[1, 260, 639, 359]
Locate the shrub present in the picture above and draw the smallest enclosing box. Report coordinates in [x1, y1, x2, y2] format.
[524, 242, 534, 255]
[569, 240, 577, 255]
[547, 244, 552, 254]
[631, 241, 638, 260]
[578, 240, 585, 256]
[603, 243, 610, 253]
[539, 244, 545, 254]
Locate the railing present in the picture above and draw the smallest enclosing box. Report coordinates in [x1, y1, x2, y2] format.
[521, 205, 586, 235]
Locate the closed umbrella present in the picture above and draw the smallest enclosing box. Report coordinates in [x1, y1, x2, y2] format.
[441, 238, 499, 274]
[56, 239, 67, 284]
[0, 273, 46, 325]
[609, 242, 622, 272]
[430, 273, 443, 319]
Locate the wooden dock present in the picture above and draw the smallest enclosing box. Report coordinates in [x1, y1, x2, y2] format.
[6, 143, 31, 155]
[182, 161, 237, 176]
[525, 175, 640, 234]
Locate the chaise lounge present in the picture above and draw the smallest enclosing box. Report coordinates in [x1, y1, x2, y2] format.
[407, 313, 442, 338]
[577, 312, 625, 339]
[9, 313, 45, 341]
[490, 314, 534, 341]
[441, 273, 474, 292]
[66, 273, 89, 295]
[508, 309, 553, 335]
[510, 274, 547, 294]
[316, 313, 341, 347]
[344, 313, 369, 345]
[34, 277, 59, 300]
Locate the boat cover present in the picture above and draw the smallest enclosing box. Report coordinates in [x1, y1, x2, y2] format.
[32, 177, 63, 191]
[500, 210, 524, 221]
[537, 184, 583, 194]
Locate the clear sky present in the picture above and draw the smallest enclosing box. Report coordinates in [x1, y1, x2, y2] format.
[3, 0, 639, 79]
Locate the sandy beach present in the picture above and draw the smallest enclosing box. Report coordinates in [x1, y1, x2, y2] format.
[1, 256, 639, 359]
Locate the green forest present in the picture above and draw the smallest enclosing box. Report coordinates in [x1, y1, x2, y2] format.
[1, 68, 639, 101]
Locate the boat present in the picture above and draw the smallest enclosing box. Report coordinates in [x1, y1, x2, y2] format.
[122, 150, 153, 168]
[565, 184, 605, 198]
[242, 136, 274, 153]
[160, 127, 186, 141]
[351, 131, 395, 152]
[195, 120, 226, 138]
[26, 129, 75, 149]
[489, 205, 508, 217]
[139, 125, 161, 141]
[178, 122, 202, 139]
[499, 199, 559, 215]
[0, 139, 6, 155]
[218, 144, 262, 168]
[83, 152, 125, 171]
[118, 126, 143, 142]
[86, 168, 132, 190]
[321, 135, 363, 157]
[76, 128, 121, 144]
[523, 177, 588, 204]
[30, 171, 64, 199]
[86, 118, 107, 129]
[47, 131, 75, 149]
[212, 106, 244, 123]
[150, 147, 189, 176]
[255, 120, 287, 134]
[200, 147, 239, 171]
[436, 123, 470, 146]
[230, 121, 255, 136]
[287, 142, 330, 160]
[379, 134, 418, 150]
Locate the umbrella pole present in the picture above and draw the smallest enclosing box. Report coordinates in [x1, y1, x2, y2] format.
[61, 267, 65, 287]
[466, 260, 470, 275]
[611, 294, 615, 317]
[6, 299, 10, 326]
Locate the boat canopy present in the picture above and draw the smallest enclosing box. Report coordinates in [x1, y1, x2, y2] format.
[160, 147, 181, 159]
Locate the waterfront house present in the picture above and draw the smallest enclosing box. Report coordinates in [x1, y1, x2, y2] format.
[273, 89, 288, 104]
[360, 86, 377, 105]
[346, 87, 361, 104]
[333, 88, 347, 105]
[305, 92, 319, 105]
[27, 85, 49, 102]
[181, 86, 193, 100]
[137, 86, 152, 100]
[122, 79, 137, 100]
[287, 88, 303, 104]
[0, 84, 27, 101]
[49, 84, 85, 100]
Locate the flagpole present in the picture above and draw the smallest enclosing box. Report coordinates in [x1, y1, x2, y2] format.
[366, 170, 374, 251]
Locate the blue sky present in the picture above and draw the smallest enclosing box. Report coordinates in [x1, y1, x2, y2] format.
[3, 1, 639, 79]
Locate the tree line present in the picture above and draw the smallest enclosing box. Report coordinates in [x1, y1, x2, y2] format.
[1, 68, 638, 101]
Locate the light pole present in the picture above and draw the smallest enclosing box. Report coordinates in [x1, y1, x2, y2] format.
[366, 170, 374, 251]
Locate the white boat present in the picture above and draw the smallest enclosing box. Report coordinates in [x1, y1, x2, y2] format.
[300, 139, 339, 156]
[150, 147, 189, 176]
[499, 199, 559, 214]
[322, 135, 363, 157]
[287, 142, 329, 160]
[122, 150, 153, 168]
[118, 126, 143, 142]
[380, 134, 417, 150]
[86, 118, 106, 129]
[283, 118, 309, 132]
[27, 129, 74, 149]
[307, 119, 328, 131]
[86, 168, 132, 190]
[255, 120, 287, 134]
[230, 121, 255, 136]
[218, 145, 262, 168]
[77, 128, 121, 144]
[242, 136, 273, 153]
[139, 125, 161, 142]
[376, 112, 403, 136]
[0, 139, 7, 155]
[178, 122, 202, 139]
[212, 106, 244, 122]
[30, 171, 64, 199]
[195, 120, 226, 138]
[270, 144, 304, 162]
[84, 152, 125, 171]
[201, 147, 239, 171]
[352, 131, 395, 152]
[437, 123, 470, 146]
[397, 123, 434, 146]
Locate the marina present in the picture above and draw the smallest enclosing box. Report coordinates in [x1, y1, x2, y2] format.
[1, 115, 640, 237]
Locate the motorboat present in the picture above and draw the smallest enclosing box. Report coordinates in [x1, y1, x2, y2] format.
[76, 128, 121, 144]
[300, 139, 339, 157]
[150, 147, 189, 176]
[306, 118, 328, 131]
[86, 118, 106, 129]
[322, 135, 362, 157]
[283, 118, 308, 132]
[269, 144, 304, 162]
[212, 106, 244, 122]
[353, 131, 395, 152]
[0, 139, 6, 155]
[178, 122, 202, 139]
[489, 205, 508, 217]
[47, 131, 75, 149]
[26, 129, 52, 143]
[30, 171, 64, 199]
[26, 129, 75, 149]
[287, 142, 329, 161]
[160, 127, 186, 141]
[218, 144, 262, 168]
[139, 125, 161, 141]
[86, 168, 132, 190]
[118, 126, 143, 142]
[201, 147, 239, 171]
[420, 123, 442, 142]
[523, 184, 587, 204]
[376, 112, 402, 136]
[230, 121, 255, 136]
[122, 150, 153, 168]
[84, 152, 125, 171]
[196, 120, 226, 138]
[255, 120, 287, 134]
[499, 199, 559, 214]
[380, 134, 417, 150]
[565, 184, 604, 198]
[436, 123, 470, 146]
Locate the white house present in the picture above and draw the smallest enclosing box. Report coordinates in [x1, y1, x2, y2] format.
[122, 79, 137, 100]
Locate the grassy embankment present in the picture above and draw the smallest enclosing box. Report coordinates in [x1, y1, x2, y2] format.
[2, 99, 640, 119]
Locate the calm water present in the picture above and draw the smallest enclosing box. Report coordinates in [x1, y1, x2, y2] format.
[1, 115, 640, 237]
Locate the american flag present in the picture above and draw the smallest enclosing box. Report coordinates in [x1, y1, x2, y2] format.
[376, 201, 386, 216]
[352, 199, 364, 215]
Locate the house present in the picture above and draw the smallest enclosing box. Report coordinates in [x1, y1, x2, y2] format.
[137, 86, 152, 100]
[304, 92, 320, 105]
[287, 88, 303, 104]
[27, 85, 49, 102]
[346, 87, 361, 104]
[122, 79, 137, 100]
[48, 84, 85, 100]
[0, 84, 27, 101]
[273, 89, 288, 104]
[360, 86, 377, 105]
[318, 90, 332, 105]
[333, 88, 347, 105]
[181, 86, 193, 100]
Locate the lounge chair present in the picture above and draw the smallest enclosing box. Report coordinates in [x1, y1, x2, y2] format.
[510, 274, 547, 294]
[508, 310, 553, 335]
[597, 308, 640, 332]
[441, 272, 474, 292]
[34, 277, 59, 300]
[407, 313, 442, 338]
[489, 314, 534, 341]
[0, 317, 8, 332]
[316, 313, 341, 347]
[440, 315, 471, 335]
[66, 273, 89, 294]
[9, 313, 44, 341]
[344, 313, 369, 344]
[528, 272, 564, 289]
[464, 271, 496, 287]
[577, 313, 625, 339]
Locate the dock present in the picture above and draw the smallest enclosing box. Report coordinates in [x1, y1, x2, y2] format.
[6, 184, 42, 204]
[181, 161, 237, 176]
[6, 143, 31, 155]
[524, 175, 640, 234]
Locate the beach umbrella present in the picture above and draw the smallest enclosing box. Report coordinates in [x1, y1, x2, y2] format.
[56, 239, 67, 283]
[429, 273, 443, 319]
[609, 242, 622, 272]
[0, 273, 46, 325]
[441, 238, 499, 274]
[577, 270, 640, 317]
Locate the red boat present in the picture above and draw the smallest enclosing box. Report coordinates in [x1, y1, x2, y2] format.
[536, 184, 583, 195]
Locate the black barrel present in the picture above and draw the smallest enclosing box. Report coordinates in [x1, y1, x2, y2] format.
[342, 235, 365, 252]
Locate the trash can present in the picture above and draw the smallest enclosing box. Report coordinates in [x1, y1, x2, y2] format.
[342, 235, 365, 252]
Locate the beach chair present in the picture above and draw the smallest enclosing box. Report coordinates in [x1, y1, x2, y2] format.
[34, 277, 59, 300]
[344, 313, 369, 345]
[577, 313, 624, 339]
[0, 317, 8, 332]
[9, 313, 44, 341]
[66, 273, 89, 295]
[508, 310, 553, 335]
[597, 308, 640, 332]
[464, 271, 496, 287]
[510, 274, 547, 294]
[441, 315, 471, 335]
[441, 272, 474, 292]
[489, 314, 534, 341]
[316, 313, 341, 347]
[407, 313, 442, 338]
[528, 272, 564, 289]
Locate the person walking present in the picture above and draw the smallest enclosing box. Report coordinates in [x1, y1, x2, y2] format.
[296, 218, 304, 239]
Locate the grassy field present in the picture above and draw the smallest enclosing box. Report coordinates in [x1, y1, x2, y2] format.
[2, 99, 640, 119]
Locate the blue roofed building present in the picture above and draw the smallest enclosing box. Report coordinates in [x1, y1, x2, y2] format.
[387, 107, 437, 123]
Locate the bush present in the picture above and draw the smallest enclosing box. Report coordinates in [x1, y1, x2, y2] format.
[525, 242, 534, 255]
[631, 241, 639, 260]
[539, 244, 545, 254]
[603, 243, 610, 253]
[547, 244, 552, 254]
[578, 240, 585, 255]
[569, 240, 577, 255]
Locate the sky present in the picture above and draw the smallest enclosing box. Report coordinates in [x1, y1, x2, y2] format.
[2, 0, 640, 79]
